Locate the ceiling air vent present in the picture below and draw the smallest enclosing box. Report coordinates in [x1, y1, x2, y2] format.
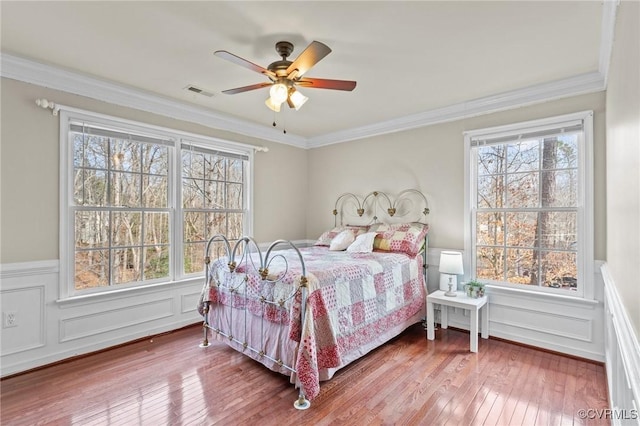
[184, 85, 214, 98]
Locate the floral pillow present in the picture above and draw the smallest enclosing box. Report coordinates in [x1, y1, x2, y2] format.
[314, 225, 369, 246]
[373, 222, 429, 257]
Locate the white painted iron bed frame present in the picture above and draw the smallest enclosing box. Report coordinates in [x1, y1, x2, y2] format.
[198, 189, 430, 409]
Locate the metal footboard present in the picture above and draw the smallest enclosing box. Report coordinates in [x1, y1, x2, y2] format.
[198, 234, 311, 410]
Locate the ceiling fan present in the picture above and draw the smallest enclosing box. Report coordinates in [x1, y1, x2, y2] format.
[214, 40, 356, 112]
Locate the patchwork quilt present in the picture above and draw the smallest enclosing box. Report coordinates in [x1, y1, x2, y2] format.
[198, 246, 425, 400]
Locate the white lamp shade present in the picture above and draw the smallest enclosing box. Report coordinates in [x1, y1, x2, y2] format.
[439, 251, 464, 275]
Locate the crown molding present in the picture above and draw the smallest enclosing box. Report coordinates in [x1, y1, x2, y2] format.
[306, 71, 605, 148]
[306, 1, 617, 149]
[1, 0, 616, 152]
[0, 53, 307, 149]
[0, 53, 607, 151]
[598, 0, 620, 86]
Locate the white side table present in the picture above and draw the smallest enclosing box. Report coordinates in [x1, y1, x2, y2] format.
[426, 290, 489, 353]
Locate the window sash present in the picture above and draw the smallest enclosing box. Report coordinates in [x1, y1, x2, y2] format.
[179, 145, 247, 275]
[464, 111, 593, 298]
[61, 110, 252, 298]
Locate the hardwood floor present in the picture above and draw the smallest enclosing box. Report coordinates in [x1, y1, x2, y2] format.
[1, 323, 610, 425]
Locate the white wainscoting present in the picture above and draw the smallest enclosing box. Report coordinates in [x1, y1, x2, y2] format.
[0, 260, 203, 377]
[434, 260, 606, 362]
[602, 263, 640, 426]
[0, 251, 615, 381]
[0, 239, 313, 377]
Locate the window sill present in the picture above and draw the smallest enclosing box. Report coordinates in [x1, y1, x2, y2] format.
[485, 284, 600, 308]
[56, 276, 202, 307]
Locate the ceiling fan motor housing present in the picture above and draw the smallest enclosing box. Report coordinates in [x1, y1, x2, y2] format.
[275, 41, 294, 59]
[268, 60, 293, 77]
[269, 41, 295, 77]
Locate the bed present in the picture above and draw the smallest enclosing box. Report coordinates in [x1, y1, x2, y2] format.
[197, 189, 430, 409]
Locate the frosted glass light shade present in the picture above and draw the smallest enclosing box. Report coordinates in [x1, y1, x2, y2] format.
[265, 97, 281, 112]
[269, 83, 288, 104]
[289, 89, 308, 110]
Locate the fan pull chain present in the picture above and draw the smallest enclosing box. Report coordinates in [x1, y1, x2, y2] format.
[283, 109, 287, 134]
[271, 110, 287, 134]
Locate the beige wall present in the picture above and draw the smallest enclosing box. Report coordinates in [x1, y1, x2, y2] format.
[307, 92, 606, 259]
[1, 77, 609, 273]
[0, 78, 308, 263]
[605, 1, 640, 339]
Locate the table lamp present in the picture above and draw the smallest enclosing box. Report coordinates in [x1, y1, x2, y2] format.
[439, 251, 464, 297]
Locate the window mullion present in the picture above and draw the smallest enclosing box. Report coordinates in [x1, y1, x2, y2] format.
[171, 141, 181, 282]
[535, 140, 542, 287]
[108, 210, 113, 287]
[502, 172, 507, 282]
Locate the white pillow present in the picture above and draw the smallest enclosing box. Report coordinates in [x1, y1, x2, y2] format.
[329, 230, 356, 251]
[347, 232, 378, 253]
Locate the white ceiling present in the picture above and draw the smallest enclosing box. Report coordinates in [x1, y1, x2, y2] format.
[1, 1, 609, 147]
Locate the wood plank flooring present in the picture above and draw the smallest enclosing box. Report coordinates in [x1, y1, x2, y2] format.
[1, 323, 610, 425]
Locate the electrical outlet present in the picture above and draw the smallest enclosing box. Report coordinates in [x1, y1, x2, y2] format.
[3, 311, 18, 328]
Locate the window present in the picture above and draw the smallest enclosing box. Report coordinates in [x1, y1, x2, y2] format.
[61, 110, 252, 297]
[464, 111, 594, 297]
[181, 144, 246, 274]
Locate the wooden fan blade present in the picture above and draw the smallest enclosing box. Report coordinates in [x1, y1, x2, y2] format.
[214, 50, 276, 79]
[285, 41, 332, 78]
[296, 78, 357, 91]
[221, 82, 272, 94]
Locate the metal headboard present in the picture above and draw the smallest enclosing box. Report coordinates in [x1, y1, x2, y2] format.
[333, 189, 430, 227]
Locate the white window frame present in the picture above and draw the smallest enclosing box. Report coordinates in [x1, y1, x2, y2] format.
[59, 108, 254, 300]
[463, 111, 594, 299]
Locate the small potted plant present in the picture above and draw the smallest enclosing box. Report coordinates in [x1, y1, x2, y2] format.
[464, 280, 485, 298]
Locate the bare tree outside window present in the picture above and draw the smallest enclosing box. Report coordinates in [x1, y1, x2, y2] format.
[474, 133, 579, 291]
[182, 147, 246, 275]
[69, 119, 250, 295]
[73, 127, 170, 290]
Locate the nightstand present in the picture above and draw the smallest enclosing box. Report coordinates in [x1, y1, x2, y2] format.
[426, 290, 489, 353]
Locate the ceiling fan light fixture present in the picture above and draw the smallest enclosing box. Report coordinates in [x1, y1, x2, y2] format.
[269, 83, 289, 104]
[265, 97, 281, 112]
[289, 89, 308, 111]
[215, 40, 356, 116]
